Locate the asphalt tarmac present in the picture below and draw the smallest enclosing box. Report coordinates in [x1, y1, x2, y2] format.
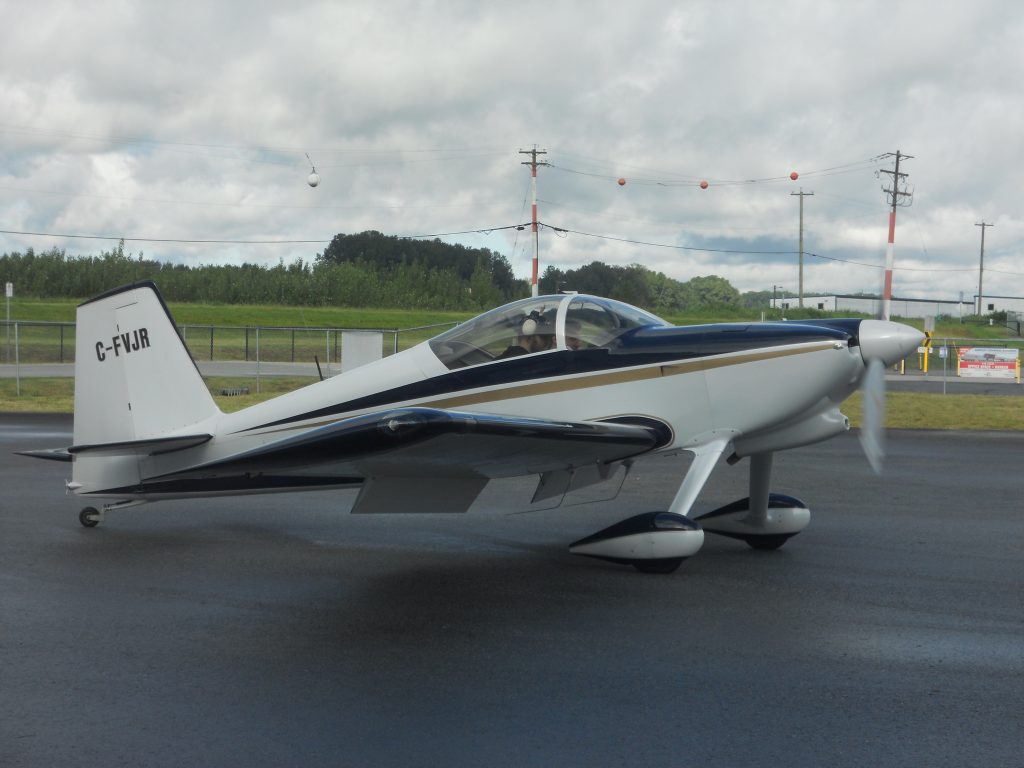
[2, 414, 1022, 768]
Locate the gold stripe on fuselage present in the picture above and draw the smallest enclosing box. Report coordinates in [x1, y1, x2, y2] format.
[252, 341, 839, 436]
[424, 342, 835, 409]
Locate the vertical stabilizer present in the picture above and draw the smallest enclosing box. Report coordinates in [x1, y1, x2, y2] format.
[73, 282, 220, 447]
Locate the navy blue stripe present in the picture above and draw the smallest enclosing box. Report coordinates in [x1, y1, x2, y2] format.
[87, 474, 363, 497]
[243, 321, 857, 432]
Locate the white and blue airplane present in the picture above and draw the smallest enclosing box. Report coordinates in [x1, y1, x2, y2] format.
[21, 281, 922, 573]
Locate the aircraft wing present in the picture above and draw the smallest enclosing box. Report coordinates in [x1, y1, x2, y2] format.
[165, 407, 669, 513]
[194, 407, 666, 477]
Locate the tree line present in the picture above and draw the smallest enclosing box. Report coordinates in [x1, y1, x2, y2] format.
[1, 231, 770, 312]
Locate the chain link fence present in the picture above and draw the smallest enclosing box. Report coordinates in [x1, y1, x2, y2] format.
[1, 321, 459, 366]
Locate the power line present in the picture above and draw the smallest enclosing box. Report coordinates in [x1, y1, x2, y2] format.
[5, 222, 1022, 277]
[0, 224, 528, 246]
[0, 229, 330, 245]
[537, 223, 1015, 274]
[547, 155, 883, 188]
[0, 122, 505, 156]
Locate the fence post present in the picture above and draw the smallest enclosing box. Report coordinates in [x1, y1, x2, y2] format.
[209, 326, 214, 361]
[291, 329, 295, 363]
[15, 322, 20, 396]
[256, 327, 261, 394]
[60, 324, 65, 363]
[245, 327, 249, 361]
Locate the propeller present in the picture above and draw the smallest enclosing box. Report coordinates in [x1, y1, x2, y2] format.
[859, 357, 886, 474]
[856, 320, 925, 474]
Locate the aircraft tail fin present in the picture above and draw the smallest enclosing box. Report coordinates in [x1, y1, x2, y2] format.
[73, 282, 221, 448]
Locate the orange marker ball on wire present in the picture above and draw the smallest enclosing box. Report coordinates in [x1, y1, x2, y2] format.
[790, 171, 799, 180]
[699, 180, 709, 189]
[617, 177, 626, 186]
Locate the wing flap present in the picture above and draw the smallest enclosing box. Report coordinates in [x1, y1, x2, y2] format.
[353, 476, 489, 514]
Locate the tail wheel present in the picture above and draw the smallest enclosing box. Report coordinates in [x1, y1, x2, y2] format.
[79, 507, 101, 528]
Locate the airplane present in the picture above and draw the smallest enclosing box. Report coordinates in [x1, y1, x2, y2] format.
[19, 281, 923, 573]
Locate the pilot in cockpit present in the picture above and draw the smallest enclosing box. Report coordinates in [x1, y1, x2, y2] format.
[497, 312, 554, 359]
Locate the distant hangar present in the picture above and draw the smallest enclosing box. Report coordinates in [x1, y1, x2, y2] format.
[770, 294, 1024, 320]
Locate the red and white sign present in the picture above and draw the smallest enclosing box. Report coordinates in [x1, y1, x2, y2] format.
[957, 347, 1019, 380]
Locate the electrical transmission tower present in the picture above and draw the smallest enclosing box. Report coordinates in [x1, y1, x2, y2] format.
[878, 150, 913, 320]
[519, 146, 548, 296]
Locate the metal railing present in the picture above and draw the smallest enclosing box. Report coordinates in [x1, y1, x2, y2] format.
[1, 320, 460, 366]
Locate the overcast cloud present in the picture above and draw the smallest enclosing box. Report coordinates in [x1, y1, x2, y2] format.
[2, 0, 1023, 300]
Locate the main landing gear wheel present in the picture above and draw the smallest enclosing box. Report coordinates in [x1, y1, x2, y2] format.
[569, 512, 704, 573]
[79, 507, 101, 528]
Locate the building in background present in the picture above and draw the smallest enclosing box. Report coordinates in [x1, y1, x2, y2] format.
[769, 294, 1024, 320]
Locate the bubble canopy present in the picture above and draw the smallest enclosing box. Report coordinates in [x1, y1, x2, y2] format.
[428, 294, 668, 370]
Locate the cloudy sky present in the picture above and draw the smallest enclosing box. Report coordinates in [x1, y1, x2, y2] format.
[2, 0, 1023, 300]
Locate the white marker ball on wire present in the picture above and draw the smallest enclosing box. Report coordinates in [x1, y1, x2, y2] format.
[307, 172, 321, 187]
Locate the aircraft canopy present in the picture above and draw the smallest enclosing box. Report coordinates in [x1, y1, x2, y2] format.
[429, 294, 667, 370]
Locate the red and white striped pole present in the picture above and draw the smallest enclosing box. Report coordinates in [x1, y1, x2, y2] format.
[882, 208, 896, 321]
[879, 150, 910, 321]
[520, 147, 547, 297]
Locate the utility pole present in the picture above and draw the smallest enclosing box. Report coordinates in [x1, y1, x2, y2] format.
[4, 282, 11, 363]
[879, 150, 913, 320]
[975, 221, 994, 315]
[790, 188, 813, 307]
[519, 146, 548, 296]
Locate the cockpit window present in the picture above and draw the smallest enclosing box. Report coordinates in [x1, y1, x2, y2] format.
[429, 297, 560, 369]
[564, 297, 667, 349]
[428, 295, 667, 369]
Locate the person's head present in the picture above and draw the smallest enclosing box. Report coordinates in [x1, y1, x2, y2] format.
[520, 312, 553, 352]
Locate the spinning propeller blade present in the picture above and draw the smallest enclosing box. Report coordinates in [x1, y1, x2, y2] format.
[859, 357, 886, 474]
[855, 319, 923, 474]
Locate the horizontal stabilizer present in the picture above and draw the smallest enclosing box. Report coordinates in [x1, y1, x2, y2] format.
[15, 448, 73, 463]
[68, 433, 213, 457]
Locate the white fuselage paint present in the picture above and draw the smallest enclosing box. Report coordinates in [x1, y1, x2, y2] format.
[85, 335, 863, 500]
